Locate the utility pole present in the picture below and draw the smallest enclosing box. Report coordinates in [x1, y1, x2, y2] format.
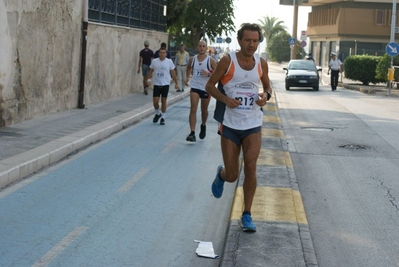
[291, 0, 298, 60]
[389, 0, 397, 96]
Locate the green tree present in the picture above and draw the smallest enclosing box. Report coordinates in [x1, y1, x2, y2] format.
[166, 0, 189, 27]
[168, 0, 235, 47]
[267, 30, 291, 63]
[258, 16, 287, 49]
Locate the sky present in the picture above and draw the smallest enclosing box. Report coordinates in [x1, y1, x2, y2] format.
[214, 0, 311, 51]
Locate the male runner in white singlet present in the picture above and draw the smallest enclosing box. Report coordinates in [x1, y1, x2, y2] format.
[205, 23, 272, 232]
[185, 40, 217, 142]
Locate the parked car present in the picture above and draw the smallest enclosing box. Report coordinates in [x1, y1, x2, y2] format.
[283, 60, 322, 91]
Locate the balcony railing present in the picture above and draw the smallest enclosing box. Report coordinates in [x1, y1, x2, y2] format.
[88, 0, 167, 32]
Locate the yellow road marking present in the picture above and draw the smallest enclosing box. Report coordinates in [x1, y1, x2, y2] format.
[230, 187, 308, 225]
[263, 115, 281, 124]
[263, 105, 277, 111]
[267, 96, 276, 105]
[257, 149, 293, 168]
[262, 128, 285, 139]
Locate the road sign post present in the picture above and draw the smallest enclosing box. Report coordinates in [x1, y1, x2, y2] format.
[385, 42, 399, 56]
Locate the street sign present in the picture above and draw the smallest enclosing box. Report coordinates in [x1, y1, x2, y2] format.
[225, 37, 232, 44]
[288, 37, 296, 46]
[386, 42, 399, 56]
[216, 37, 223, 43]
[300, 40, 307, 48]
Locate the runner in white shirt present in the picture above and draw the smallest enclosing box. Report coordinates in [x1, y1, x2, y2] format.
[184, 40, 217, 142]
[205, 23, 272, 232]
[145, 47, 178, 125]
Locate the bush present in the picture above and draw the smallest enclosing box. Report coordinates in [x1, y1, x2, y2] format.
[344, 55, 384, 85]
[375, 53, 399, 82]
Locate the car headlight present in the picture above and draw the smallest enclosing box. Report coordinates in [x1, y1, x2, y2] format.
[309, 76, 317, 79]
[287, 75, 296, 78]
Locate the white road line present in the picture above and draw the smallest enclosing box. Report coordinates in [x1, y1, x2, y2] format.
[32, 226, 87, 267]
[118, 168, 148, 193]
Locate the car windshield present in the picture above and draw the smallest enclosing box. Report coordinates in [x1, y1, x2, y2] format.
[288, 61, 316, 71]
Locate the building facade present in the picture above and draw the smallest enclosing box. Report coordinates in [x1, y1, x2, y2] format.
[281, 0, 398, 67]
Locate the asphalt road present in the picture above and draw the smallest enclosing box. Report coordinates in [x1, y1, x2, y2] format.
[270, 65, 399, 267]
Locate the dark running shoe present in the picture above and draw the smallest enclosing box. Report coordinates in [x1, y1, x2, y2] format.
[211, 165, 224, 198]
[153, 114, 161, 123]
[186, 133, 196, 142]
[199, 124, 206, 139]
[160, 118, 165, 125]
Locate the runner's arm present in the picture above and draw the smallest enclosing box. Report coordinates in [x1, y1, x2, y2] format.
[205, 55, 241, 109]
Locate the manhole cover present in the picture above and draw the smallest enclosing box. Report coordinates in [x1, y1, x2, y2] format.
[301, 127, 333, 132]
[339, 144, 369, 150]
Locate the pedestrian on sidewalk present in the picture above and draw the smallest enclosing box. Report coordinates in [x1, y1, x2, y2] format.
[327, 52, 342, 91]
[154, 42, 171, 59]
[174, 43, 190, 92]
[205, 23, 272, 232]
[137, 40, 154, 95]
[185, 40, 217, 142]
[145, 47, 178, 125]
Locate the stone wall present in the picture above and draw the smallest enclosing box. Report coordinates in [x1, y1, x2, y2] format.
[84, 24, 166, 106]
[0, 0, 167, 127]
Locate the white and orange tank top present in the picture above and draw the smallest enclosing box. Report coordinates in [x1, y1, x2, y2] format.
[220, 52, 263, 130]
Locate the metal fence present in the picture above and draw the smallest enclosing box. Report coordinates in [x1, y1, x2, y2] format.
[88, 0, 167, 32]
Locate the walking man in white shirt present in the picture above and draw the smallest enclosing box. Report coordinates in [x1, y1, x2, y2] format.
[327, 52, 343, 91]
[145, 47, 178, 125]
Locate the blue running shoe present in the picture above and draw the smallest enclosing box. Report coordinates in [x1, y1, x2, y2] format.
[212, 165, 224, 198]
[241, 213, 257, 232]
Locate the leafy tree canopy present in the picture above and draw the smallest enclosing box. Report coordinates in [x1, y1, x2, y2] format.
[267, 30, 291, 62]
[258, 16, 287, 45]
[166, 0, 189, 27]
[168, 0, 235, 47]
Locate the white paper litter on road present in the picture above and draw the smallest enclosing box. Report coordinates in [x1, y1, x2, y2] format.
[194, 240, 220, 259]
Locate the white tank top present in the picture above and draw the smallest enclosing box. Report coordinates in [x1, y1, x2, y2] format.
[221, 52, 263, 130]
[189, 55, 212, 91]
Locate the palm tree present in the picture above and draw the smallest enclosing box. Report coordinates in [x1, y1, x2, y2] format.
[258, 16, 287, 48]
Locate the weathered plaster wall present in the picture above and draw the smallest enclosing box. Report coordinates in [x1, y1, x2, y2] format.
[0, 0, 168, 127]
[0, 0, 82, 126]
[84, 24, 167, 105]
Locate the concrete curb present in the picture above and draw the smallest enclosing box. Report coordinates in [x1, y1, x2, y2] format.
[0, 92, 189, 189]
[343, 84, 399, 97]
